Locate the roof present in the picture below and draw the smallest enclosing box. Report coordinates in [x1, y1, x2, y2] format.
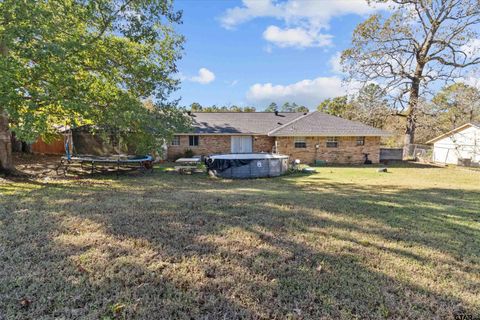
[188, 112, 305, 134]
[426, 122, 480, 144]
[183, 111, 391, 137]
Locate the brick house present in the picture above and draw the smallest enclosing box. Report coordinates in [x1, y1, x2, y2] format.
[167, 111, 390, 164]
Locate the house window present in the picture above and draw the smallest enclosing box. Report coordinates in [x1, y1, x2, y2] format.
[294, 137, 306, 148]
[356, 136, 365, 146]
[171, 135, 180, 146]
[326, 137, 338, 148]
[189, 135, 199, 147]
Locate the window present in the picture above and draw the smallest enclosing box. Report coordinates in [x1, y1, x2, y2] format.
[326, 136, 338, 148]
[356, 136, 365, 146]
[171, 135, 180, 146]
[189, 135, 199, 147]
[294, 137, 306, 148]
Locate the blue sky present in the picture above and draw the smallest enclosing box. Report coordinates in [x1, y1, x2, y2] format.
[173, 0, 385, 110]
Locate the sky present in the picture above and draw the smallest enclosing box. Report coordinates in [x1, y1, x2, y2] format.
[172, 0, 387, 110]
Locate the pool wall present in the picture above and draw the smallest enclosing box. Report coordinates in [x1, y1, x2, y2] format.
[206, 154, 289, 179]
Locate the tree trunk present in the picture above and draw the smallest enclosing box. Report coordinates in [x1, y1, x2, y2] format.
[403, 114, 416, 159]
[0, 110, 14, 173]
[403, 76, 421, 159]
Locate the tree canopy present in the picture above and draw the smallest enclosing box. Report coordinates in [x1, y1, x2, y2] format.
[0, 0, 189, 171]
[342, 0, 480, 154]
[187, 103, 256, 112]
[265, 102, 309, 113]
[317, 96, 351, 118]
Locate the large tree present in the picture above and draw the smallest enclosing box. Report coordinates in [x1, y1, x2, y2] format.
[317, 96, 352, 117]
[350, 83, 392, 129]
[342, 0, 480, 157]
[317, 85, 392, 129]
[0, 0, 188, 173]
[415, 83, 480, 142]
[431, 83, 480, 129]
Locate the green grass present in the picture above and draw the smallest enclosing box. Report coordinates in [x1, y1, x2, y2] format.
[1, 164, 479, 319]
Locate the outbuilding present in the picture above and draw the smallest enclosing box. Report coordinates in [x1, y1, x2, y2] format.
[427, 122, 480, 166]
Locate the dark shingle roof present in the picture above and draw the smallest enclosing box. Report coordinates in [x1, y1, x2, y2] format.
[269, 112, 390, 136]
[184, 111, 390, 136]
[188, 112, 305, 134]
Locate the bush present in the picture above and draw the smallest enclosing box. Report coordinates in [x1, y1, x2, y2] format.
[184, 149, 194, 158]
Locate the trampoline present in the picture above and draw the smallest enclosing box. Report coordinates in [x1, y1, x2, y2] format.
[56, 130, 153, 175]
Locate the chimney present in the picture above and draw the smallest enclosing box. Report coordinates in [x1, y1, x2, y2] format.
[274, 111, 279, 116]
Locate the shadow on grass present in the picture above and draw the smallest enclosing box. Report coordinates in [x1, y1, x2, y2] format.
[0, 169, 479, 319]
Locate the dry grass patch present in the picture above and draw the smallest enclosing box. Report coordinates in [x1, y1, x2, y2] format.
[0, 163, 479, 319]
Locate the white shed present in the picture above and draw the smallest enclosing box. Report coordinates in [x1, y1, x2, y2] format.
[427, 123, 480, 166]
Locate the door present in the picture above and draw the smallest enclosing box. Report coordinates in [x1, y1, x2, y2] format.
[231, 136, 253, 153]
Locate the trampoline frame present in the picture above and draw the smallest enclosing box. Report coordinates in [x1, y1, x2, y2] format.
[56, 155, 154, 176]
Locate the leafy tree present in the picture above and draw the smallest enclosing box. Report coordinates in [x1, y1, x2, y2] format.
[342, 0, 480, 156]
[415, 83, 480, 142]
[281, 102, 292, 112]
[0, 0, 188, 172]
[317, 96, 352, 118]
[350, 84, 392, 129]
[190, 102, 203, 112]
[265, 102, 278, 112]
[279, 102, 309, 112]
[188, 105, 256, 112]
[431, 83, 480, 130]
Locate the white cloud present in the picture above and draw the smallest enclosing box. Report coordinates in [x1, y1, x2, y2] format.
[246, 76, 353, 107]
[220, 0, 385, 48]
[220, 0, 378, 29]
[461, 38, 480, 59]
[329, 51, 344, 74]
[458, 75, 480, 90]
[263, 25, 332, 48]
[189, 68, 215, 84]
[225, 79, 239, 87]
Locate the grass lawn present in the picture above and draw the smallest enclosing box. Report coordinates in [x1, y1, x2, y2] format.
[1, 163, 479, 319]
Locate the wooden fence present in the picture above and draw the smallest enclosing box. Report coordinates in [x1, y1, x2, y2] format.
[31, 136, 65, 155]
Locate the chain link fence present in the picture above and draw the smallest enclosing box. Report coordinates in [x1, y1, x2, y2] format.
[403, 144, 433, 162]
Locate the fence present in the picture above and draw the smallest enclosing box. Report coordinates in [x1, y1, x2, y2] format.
[379, 148, 403, 161]
[404, 144, 433, 162]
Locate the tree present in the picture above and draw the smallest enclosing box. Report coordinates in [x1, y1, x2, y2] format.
[265, 102, 278, 112]
[350, 84, 392, 129]
[0, 0, 188, 173]
[188, 104, 257, 112]
[280, 102, 309, 112]
[415, 83, 480, 142]
[317, 96, 352, 118]
[431, 83, 480, 130]
[190, 102, 203, 112]
[342, 0, 480, 157]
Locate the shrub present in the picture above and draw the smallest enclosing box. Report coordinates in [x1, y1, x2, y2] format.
[184, 149, 194, 158]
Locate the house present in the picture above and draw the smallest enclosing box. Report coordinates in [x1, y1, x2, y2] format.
[427, 122, 480, 166]
[168, 111, 390, 164]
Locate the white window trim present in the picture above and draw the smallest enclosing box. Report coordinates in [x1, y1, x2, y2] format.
[294, 137, 306, 148]
[326, 136, 338, 148]
[171, 135, 180, 146]
[356, 136, 365, 146]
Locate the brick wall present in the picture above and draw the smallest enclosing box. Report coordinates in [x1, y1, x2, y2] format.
[167, 135, 275, 160]
[275, 136, 380, 164]
[167, 134, 381, 163]
[253, 136, 275, 153]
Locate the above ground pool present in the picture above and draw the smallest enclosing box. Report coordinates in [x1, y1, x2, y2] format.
[205, 153, 289, 179]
